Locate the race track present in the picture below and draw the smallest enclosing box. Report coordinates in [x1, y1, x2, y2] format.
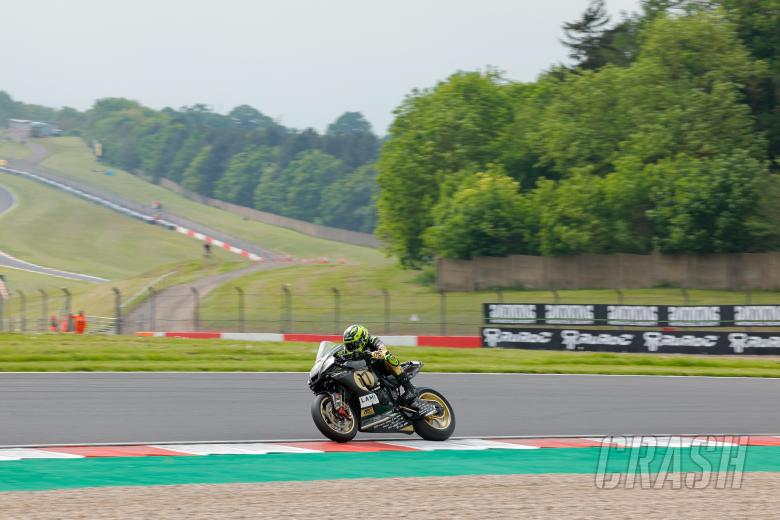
[0, 184, 107, 283]
[0, 183, 14, 215]
[1, 372, 779, 446]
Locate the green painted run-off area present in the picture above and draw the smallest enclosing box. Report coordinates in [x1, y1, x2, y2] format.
[2, 446, 780, 492]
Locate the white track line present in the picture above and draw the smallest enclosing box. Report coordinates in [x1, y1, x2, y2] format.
[1, 433, 776, 450]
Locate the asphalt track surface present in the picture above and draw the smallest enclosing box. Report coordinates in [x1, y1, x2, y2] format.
[0, 184, 107, 283]
[1, 372, 779, 446]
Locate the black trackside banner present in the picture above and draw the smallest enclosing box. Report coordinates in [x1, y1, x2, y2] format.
[480, 327, 780, 355]
[483, 303, 780, 327]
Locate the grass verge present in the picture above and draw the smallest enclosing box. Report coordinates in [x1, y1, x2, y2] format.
[38, 137, 387, 264]
[0, 173, 236, 280]
[2, 334, 780, 376]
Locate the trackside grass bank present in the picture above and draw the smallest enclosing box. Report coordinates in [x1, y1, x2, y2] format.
[1, 335, 780, 376]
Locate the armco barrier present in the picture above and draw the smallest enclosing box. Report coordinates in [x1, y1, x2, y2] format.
[137, 331, 481, 348]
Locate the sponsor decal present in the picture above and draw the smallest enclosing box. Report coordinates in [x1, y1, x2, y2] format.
[561, 330, 634, 350]
[667, 306, 720, 327]
[483, 328, 553, 348]
[486, 304, 536, 324]
[359, 393, 380, 408]
[361, 406, 375, 417]
[734, 306, 780, 326]
[607, 306, 658, 326]
[481, 327, 780, 355]
[642, 332, 718, 352]
[545, 304, 595, 325]
[727, 332, 780, 353]
[484, 303, 780, 327]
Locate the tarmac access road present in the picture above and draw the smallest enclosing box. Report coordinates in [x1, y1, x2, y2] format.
[1, 372, 778, 446]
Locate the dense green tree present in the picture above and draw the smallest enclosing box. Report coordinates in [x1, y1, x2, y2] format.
[424, 171, 529, 260]
[539, 11, 766, 176]
[327, 112, 373, 135]
[283, 150, 343, 221]
[168, 130, 206, 182]
[181, 145, 214, 193]
[561, 0, 613, 70]
[376, 70, 515, 266]
[319, 164, 379, 232]
[647, 151, 774, 252]
[228, 105, 278, 130]
[214, 147, 273, 206]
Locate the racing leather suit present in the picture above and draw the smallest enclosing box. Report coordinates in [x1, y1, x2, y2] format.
[339, 335, 419, 406]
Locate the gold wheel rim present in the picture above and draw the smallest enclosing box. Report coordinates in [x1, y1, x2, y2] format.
[419, 391, 452, 430]
[320, 396, 355, 434]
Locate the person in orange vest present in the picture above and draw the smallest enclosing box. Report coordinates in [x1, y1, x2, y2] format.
[73, 311, 87, 334]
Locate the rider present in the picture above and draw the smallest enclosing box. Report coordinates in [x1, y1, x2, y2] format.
[340, 324, 423, 412]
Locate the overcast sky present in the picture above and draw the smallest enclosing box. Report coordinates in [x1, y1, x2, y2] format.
[2, 0, 641, 133]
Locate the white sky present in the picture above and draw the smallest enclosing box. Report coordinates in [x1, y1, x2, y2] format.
[1, 0, 641, 133]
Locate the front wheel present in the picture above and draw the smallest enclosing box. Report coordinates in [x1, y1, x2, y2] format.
[311, 393, 357, 442]
[413, 387, 456, 441]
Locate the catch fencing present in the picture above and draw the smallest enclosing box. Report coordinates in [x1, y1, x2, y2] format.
[2, 284, 777, 338]
[0, 285, 493, 336]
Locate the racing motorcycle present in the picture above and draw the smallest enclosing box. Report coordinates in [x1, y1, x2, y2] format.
[308, 341, 456, 442]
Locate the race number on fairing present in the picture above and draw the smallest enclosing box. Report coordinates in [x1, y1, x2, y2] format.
[359, 393, 380, 408]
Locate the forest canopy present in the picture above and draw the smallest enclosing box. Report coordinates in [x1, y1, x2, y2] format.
[377, 1, 780, 266]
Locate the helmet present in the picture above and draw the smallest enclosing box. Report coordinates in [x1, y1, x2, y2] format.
[343, 324, 369, 351]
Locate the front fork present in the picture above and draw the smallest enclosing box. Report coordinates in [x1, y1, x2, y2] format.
[331, 389, 350, 418]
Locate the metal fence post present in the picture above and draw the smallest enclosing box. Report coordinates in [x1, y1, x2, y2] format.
[17, 290, 26, 332]
[551, 288, 560, 304]
[38, 289, 48, 332]
[62, 288, 72, 332]
[281, 285, 291, 333]
[681, 287, 690, 305]
[331, 287, 340, 334]
[746, 289, 752, 305]
[495, 288, 503, 303]
[112, 287, 122, 335]
[381, 288, 390, 335]
[148, 287, 157, 331]
[235, 287, 245, 333]
[191, 287, 200, 331]
[439, 289, 446, 336]
[615, 288, 624, 304]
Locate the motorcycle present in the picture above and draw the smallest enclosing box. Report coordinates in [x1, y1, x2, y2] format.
[308, 341, 456, 442]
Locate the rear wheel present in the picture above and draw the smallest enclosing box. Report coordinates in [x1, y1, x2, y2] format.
[413, 388, 456, 441]
[311, 393, 357, 442]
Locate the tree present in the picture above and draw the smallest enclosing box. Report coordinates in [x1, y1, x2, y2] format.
[253, 149, 343, 221]
[319, 164, 379, 232]
[228, 105, 277, 130]
[376, 70, 515, 266]
[561, 0, 612, 70]
[326, 112, 373, 135]
[181, 145, 214, 193]
[716, 0, 780, 167]
[214, 147, 272, 206]
[424, 171, 529, 260]
[283, 150, 344, 221]
[647, 151, 774, 252]
[539, 11, 767, 176]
